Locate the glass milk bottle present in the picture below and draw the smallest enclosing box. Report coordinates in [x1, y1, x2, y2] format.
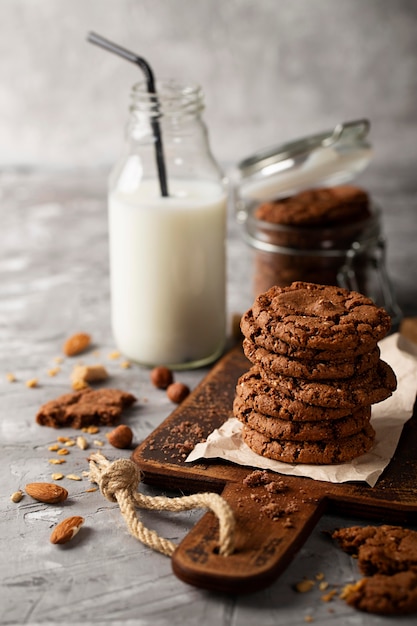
[108, 80, 227, 369]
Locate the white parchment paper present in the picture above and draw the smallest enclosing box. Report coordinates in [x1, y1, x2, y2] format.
[186, 333, 417, 487]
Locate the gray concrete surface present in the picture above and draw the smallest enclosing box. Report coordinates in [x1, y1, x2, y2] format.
[0, 168, 416, 625]
[1, 1, 417, 623]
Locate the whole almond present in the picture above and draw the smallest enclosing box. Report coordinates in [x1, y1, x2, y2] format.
[50, 515, 84, 544]
[63, 332, 91, 357]
[106, 424, 133, 449]
[25, 482, 68, 504]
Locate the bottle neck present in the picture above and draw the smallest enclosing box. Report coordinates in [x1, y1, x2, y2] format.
[116, 79, 224, 189]
[128, 80, 205, 139]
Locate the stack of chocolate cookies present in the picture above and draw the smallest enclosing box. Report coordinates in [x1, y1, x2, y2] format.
[234, 282, 397, 465]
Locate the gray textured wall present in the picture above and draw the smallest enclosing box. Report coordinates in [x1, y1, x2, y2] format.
[1, 0, 416, 178]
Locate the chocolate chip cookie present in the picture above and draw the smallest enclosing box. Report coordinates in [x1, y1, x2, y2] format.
[240, 309, 371, 361]
[255, 185, 371, 226]
[242, 422, 375, 464]
[260, 359, 396, 409]
[333, 525, 417, 615]
[234, 398, 371, 441]
[251, 186, 374, 295]
[340, 571, 417, 615]
[235, 366, 354, 421]
[333, 525, 417, 576]
[243, 337, 380, 380]
[250, 282, 392, 353]
[36, 388, 136, 428]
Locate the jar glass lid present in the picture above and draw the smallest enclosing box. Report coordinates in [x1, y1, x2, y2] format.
[237, 119, 373, 201]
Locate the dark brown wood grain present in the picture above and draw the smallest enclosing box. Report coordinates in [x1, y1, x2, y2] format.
[131, 344, 417, 593]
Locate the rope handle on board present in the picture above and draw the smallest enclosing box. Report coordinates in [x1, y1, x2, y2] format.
[88, 452, 236, 557]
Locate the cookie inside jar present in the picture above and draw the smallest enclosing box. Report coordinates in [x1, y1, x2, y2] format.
[244, 184, 380, 296]
[235, 120, 402, 327]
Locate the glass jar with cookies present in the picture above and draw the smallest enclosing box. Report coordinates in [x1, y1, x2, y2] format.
[234, 119, 402, 328]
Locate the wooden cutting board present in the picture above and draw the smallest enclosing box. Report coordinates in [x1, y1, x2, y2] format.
[131, 343, 417, 594]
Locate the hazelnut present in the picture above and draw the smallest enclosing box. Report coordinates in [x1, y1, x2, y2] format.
[106, 424, 133, 449]
[166, 382, 190, 404]
[150, 366, 173, 389]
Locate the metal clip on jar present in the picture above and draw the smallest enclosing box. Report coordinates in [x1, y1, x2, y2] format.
[235, 119, 402, 327]
[108, 81, 227, 368]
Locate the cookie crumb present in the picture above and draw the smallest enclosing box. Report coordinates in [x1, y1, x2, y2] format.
[175, 439, 196, 455]
[25, 378, 38, 388]
[10, 490, 23, 503]
[243, 470, 270, 487]
[47, 367, 61, 377]
[265, 480, 287, 494]
[159, 421, 205, 461]
[321, 589, 337, 602]
[295, 579, 315, 593]
[340, 580, 364, 600]
[260, 502, 283, 520]
[66, 474, 82, 481]
[284, 502, 299, 514]
[82, 425, 100, 434]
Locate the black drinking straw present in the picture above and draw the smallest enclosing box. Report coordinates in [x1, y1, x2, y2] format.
[87, 31, 169, 197]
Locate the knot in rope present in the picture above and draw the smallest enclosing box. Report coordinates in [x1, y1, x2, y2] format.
[100, 458, 140, 502]
[88, 452, 236, 558]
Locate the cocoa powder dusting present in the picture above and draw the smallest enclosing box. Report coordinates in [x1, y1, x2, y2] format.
[243, 470, 297, 522]
[260, 502, 284, 520]
[159, 420, 206, 461]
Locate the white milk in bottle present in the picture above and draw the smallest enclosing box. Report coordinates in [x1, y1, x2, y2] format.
[108, 81, 227, 368]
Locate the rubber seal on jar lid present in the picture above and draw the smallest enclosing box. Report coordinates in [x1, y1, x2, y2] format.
[237, 119, 373, 201]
